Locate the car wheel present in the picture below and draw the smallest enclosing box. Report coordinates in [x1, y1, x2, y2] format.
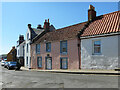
[8, 67, 10, 70]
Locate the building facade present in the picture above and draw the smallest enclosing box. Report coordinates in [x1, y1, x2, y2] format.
[16, 35, 25, 66]
[79, 5, 120, 69]
[25, 20, 55, 69]
[7, 46, 17, 62]
[31, 19, 86, 70]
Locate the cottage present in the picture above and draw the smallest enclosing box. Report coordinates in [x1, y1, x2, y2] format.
[79, 5, 120, 69]
[31, 19, 86, 70]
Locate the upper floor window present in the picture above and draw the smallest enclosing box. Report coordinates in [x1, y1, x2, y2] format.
[93, 40, 101, 55]
[46, 42, 51, 52]
[18, 50, 19, 56]
[27, 33, 29, 40]
[36, 44, 40, 54]
[27, 44, 28, 53]
[60, 40, 67, 54]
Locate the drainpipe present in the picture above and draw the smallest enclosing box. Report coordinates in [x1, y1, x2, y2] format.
[77, 38, 81, 69]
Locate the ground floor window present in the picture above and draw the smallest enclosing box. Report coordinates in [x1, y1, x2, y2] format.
[37, 57, 42, 68]
[60, 57, 68, 69]
[26, 57, 28, 65]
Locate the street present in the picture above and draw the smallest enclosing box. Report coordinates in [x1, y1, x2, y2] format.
[0, 64, 119, 88]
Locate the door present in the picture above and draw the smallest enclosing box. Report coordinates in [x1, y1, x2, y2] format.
[46, 57, 52, 70]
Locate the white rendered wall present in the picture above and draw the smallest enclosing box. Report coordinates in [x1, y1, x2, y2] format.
[25, 28, 31, 68]
[17, 42, 25, 58]
[81, 35, 118, 69]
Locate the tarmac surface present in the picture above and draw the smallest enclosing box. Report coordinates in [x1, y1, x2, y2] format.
[1, 65, 119, 88]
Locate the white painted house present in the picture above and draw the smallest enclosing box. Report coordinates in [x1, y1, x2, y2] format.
[16, 35, 25, 66]
[79, 5, 120, 70]
[25, 24, 44, 68]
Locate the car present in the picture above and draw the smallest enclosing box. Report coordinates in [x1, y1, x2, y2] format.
[7, 62, 17, 70]
[4, 61, 9, 68]
[1, 60, 5, 66]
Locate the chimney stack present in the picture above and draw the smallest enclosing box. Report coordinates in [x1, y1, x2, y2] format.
[28, 24, 31, 28]
[88, 5, 96, 21]
[37, 24, 42, 29]
[19, 35, 24, 45]
[44, 19, 50, 32]
[12, 46, 15, 49]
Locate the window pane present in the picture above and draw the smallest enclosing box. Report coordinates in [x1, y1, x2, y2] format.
[61, 41, 67, 53]
[46, 43, 51, 52]
[94, 40, 101, 54]
[61, 58, 68, 69]
[36, 44, 40, 53]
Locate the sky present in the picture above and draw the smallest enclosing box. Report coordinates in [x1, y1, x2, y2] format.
[0, 2, 119, 55]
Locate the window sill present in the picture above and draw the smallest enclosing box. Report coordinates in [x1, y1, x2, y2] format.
[38, 67, 42, 68]
[36, 53, 40, 54]
[60, 52, 67, 55]
[46, 51, 51, 53]
[92, 53, 104, 57]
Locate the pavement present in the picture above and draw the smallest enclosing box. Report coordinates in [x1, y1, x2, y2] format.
[21, 67, 120, 75]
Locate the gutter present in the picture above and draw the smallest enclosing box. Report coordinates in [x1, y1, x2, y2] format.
[80, 32, 120, 39]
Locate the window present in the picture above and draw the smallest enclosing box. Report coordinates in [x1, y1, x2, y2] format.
[60, 57, 68, 69]
[27, 44, 28, 53]
[36, 44, 40, 54]
[37, 57, 42, 68]
[26, 57, 28, 65]
[46, 42, 51, 52]
[27, 33, 29, 40]
[23, 46, 24, 57]
[18, 50, 19, 56]
[60, 40, 67, 54]
[93, 40, 101, 55]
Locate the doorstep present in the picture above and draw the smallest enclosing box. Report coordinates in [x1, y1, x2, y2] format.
[21, 67, 120, 75]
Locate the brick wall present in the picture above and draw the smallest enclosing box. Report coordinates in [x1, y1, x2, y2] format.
[31, 38, 80, 70]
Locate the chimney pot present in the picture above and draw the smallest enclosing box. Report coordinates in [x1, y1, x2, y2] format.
[48, 19, 49, 23]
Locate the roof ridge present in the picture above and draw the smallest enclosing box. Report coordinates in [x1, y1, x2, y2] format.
[56, 21, 87, 31]
[99, 10, 120, 17]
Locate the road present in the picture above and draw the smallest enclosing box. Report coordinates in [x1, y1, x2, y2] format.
[0, 63, 119, 88]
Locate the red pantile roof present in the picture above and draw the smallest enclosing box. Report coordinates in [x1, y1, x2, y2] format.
[35, 22, 86, 43]
[81, 11, 120, 37]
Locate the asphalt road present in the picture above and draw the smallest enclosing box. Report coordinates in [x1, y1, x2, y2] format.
[0, 64, 119, 88]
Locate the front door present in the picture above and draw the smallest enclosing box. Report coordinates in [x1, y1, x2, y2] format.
[46, 57, 52, 70]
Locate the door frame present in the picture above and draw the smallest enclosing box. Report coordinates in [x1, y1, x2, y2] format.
[45, 57, 52, 70]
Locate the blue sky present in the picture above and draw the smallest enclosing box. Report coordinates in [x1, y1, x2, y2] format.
[1, 2, 118, 55]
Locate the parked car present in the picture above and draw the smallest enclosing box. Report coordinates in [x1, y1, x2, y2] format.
[4, 61, 9, 68]
[1, 60, 5, 66]
[7, 61, 21, 70]
[7, 62, 17, 70]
